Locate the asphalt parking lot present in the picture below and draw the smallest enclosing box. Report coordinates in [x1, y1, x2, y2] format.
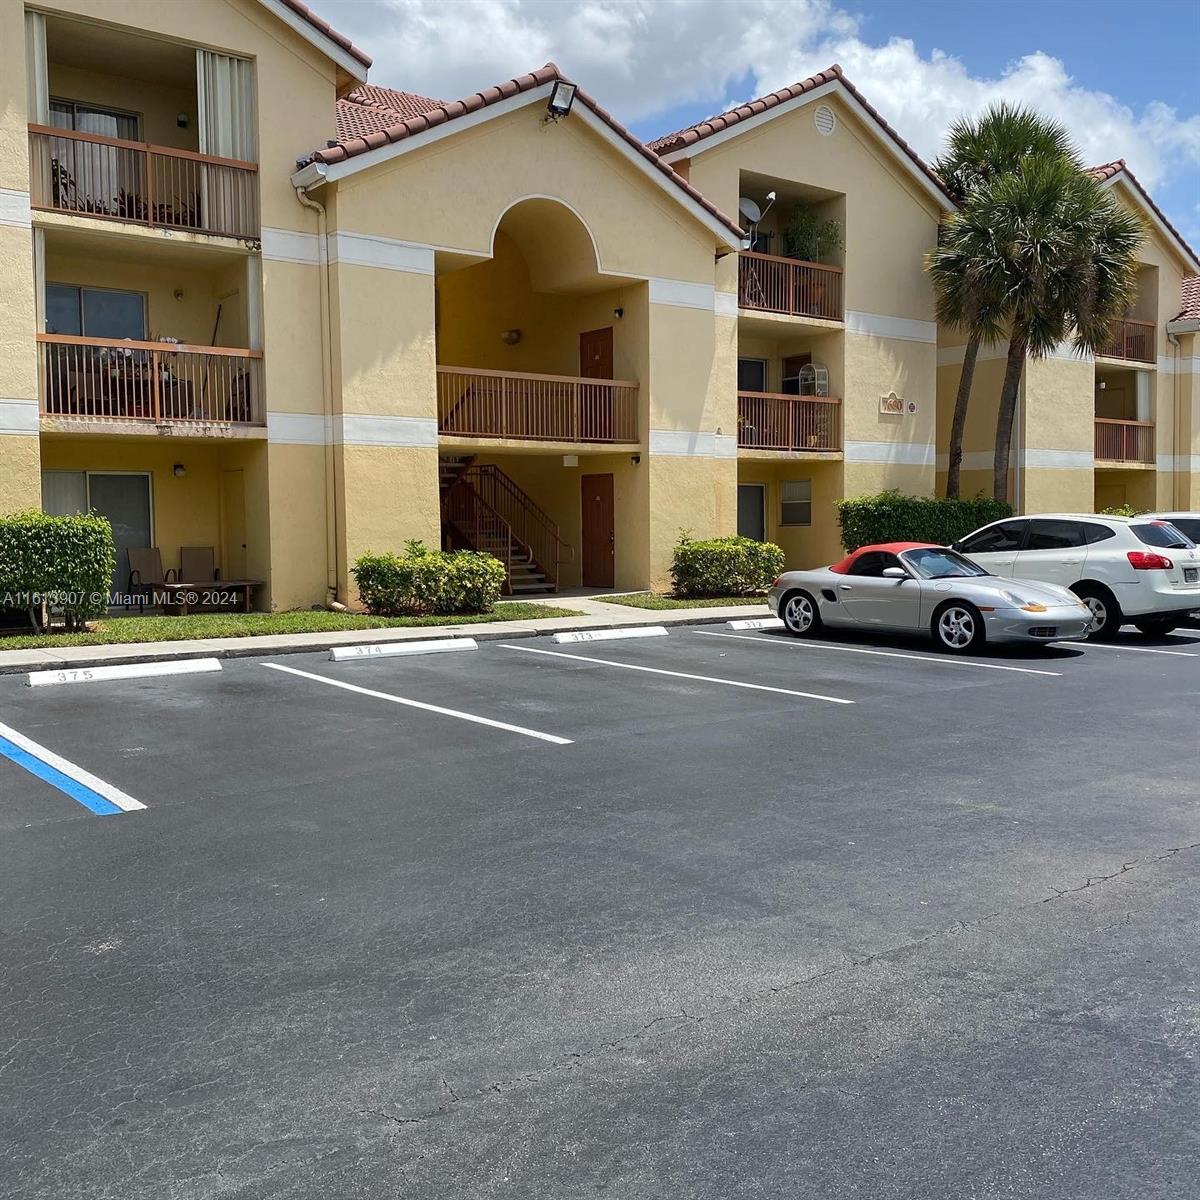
[2, 623, 1198, 1198]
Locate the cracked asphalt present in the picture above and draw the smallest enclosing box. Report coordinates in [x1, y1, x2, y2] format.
[1, 624, 1198, 1197]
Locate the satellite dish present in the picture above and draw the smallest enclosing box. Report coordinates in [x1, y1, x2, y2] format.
[738, 197, 762, 224]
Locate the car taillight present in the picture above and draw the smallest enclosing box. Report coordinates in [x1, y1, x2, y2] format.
[1127, 550, 1173, 570]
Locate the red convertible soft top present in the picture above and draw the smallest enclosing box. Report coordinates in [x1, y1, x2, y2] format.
[828, 542, 939, 575]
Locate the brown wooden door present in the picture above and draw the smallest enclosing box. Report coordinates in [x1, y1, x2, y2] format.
[581, 473, 615, 588]
[579, 327, 615, 441]
[579, 327, 613, 378]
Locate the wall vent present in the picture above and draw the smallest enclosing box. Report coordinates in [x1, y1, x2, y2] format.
[814, 104, 836, 136]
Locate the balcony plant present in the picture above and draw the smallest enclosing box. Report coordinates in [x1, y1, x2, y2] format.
[781, 203, 843, 265]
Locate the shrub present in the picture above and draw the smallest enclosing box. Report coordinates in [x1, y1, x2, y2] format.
[836, 491, 1013, 551]
[0, 510, 115, 631]
[1099, 503, 1140, 517]
[352, 540, 506, 616]
[671, 533, 785, 598]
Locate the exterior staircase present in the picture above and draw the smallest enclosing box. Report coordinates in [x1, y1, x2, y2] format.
[439, 458, 570, 594]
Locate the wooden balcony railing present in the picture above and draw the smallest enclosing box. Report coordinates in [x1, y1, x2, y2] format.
[738, 392, 841, 452]
[437, 366, 638, 443]
[738, 251, 843, 320]
[1098, 318, 1156, 363]
[29, 126, 259, 240]
[1094, 418, 1154, 464]
[38, 334, 264, 427]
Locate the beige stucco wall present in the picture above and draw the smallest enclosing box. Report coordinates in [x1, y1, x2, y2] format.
[738, 458, 844, 569]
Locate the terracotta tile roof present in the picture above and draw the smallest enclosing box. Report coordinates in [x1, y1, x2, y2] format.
[1176, 275, 1199, 322]
[647, 64, 953, 206]
[1088, 159, 1199, 271]
[278, 0, 372, 69]
[306, 64, 744, 241]
[334, 86, 445, 143]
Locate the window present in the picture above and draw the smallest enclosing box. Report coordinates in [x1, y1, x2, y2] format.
[1079, 522, 1117, 545]
[1026, 519, 1088, 550]
[45, 284, 146, 340]
[848, 551, 901, 578]
[1132, 522, 1194, 549]
[1165, 517, 1200, 542]
[49, 99, 140, 140]
[959, 520, 1027, 553]
[737, 358, 768, 392]
[903, 548, 989, 579]
[780, 479, 811, 526]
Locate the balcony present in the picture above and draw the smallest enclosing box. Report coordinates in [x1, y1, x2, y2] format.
[1094, 418, 1154, 465]
[1098, 318, 1155, 364]
[29, 126, 259, 241]
[437, 366, 639, 444]
[738, 252, 843, 321]
[737, 392, 841, 452]
[38, 335, 264, 431]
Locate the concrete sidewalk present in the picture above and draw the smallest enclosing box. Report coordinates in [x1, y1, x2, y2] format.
[0, 595, 771, 674]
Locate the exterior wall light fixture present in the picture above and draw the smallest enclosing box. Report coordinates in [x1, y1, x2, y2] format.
[500, 329, 522, 345]
[546, 81, 577, 119]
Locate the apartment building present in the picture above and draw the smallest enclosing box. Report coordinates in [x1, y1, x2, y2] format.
[935, 164, 1200, 514]
[650, 66, 952, 567]
[2, 1, 1196, 613]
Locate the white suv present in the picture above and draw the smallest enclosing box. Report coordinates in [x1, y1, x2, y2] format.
[954, 514, 1200, 639]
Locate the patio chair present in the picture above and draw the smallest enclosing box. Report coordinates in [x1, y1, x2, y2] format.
[126, 547, 177, 613]
[179, 546, 218, 583]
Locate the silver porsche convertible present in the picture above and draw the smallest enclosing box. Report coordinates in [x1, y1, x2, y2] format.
[767, 542, 1093, 653]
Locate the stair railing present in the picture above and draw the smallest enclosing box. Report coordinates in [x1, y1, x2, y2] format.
[442, 476, 515, 590]
[460, 464, 572, 590]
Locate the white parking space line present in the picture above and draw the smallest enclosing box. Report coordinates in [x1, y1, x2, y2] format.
[1059, 640, 1198, 658]
[500, 644, 854, 704]
[692, 630, 1064, 677]
[261, 662, 572, 745]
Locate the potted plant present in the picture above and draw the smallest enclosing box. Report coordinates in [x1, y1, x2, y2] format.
[781, 203, 843, 315]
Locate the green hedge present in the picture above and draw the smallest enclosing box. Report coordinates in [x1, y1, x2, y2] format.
[836, 491, 1013, 551]
[0, 510, 115, 631]
[352, 540, 507, 616]
[671, 534, 785, 598]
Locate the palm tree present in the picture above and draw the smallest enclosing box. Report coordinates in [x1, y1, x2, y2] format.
[927, 105, 1077, 498]
[960, 156, 1143, 500]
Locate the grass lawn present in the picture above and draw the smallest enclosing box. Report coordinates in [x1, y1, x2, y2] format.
[600, 593, 770, 610]
[0, 604, 581, 651]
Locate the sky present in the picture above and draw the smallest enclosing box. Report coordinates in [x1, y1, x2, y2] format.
[322, 0, 1200, 252]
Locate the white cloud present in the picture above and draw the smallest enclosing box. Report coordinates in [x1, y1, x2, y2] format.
[327, 0, 1197, 207]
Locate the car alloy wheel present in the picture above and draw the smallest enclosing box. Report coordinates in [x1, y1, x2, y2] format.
[783, 592, 817, 636]
[936, 604, 977, 652]
[1076, 587, 1121, 641]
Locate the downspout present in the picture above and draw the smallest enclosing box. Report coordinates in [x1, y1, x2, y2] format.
[293, 178, 343, 609]
[1168, 330, 1182, 509]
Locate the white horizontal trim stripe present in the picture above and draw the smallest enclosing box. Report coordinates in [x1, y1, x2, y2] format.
[337, 415, 438, 447]
[649, 429, 737, 458]
[648, 277, 716, 311]
[0, 188, 31, 228]
[266, 411, 329, 444]
[845, 311, 937, 344]
[1021, 449, 1093, 470]
[936, 341, 1010, 367]
[1155, 454, 1200, 472]
[935, 451, 995, 472]
[1047, 341, 1093, 362]
[0, 399, 39, 435]
[844, 440, 935, 466]
[1159, 355, 1200, 375]
[261, 227, 320, 265]
[330, 232, 435, 274]
[714, 290, 739, 318]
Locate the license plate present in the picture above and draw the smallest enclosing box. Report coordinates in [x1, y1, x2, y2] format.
[1186, 568, 1198, 583]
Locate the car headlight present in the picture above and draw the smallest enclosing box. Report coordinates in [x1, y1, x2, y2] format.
[1001, 591, 1047, 613]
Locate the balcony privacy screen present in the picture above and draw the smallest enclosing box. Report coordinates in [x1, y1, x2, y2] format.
[196, 50, 257, 160]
